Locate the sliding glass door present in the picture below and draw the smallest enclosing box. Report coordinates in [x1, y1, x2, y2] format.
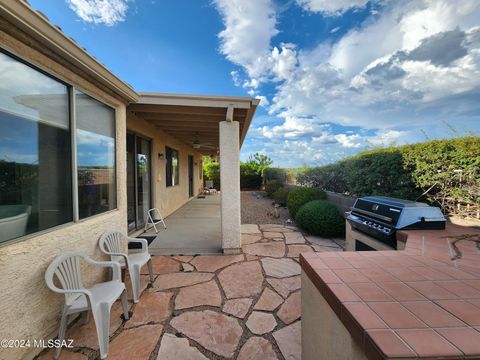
[127, 132, 152, 232]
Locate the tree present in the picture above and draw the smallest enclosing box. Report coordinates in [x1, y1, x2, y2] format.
[247, 152, 273, 170]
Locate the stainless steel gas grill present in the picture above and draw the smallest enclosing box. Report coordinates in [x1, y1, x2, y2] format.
[346, 196, 446, 250]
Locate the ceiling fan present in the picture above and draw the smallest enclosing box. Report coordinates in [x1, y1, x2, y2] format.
[191, 133, 217, 150]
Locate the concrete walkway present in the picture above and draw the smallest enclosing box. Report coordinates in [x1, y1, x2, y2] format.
[147, 194, 222, 255]
[37, 224, 344, 360]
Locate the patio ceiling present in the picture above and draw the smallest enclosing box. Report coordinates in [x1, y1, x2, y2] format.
[128, 93, 259, 154]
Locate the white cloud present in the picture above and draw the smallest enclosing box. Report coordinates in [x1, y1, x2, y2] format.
[296, 0, 370, 16]
[213, 0, 278, 80]
[259, 117, 326, 139]
[256, 95, 270, 107]
[267, 0, 480, 129]
[334, 134, 362, 148]
[215, 0, 480, 165]
[367, 130, 407, 147]
[330, 26, 341, 33]
[66, 0, 129, 26]
[268, 44, 298, 81]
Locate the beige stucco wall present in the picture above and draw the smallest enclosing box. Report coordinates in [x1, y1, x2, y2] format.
[302, 271, 367, 360]
[0, 28, 128, 360]
[126, 112, 204, 220]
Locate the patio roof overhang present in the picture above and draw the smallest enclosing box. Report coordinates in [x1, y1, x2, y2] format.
[128, 93, 260, 154]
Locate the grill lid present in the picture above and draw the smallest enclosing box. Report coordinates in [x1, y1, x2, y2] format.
[351, 196, 446, 229]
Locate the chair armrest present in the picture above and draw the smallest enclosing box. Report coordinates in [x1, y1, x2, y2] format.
[45, 282, 93, 298]
[127, 237, 148, 252]
[84, 257, 122, 281]
[102, 250, 129, 263]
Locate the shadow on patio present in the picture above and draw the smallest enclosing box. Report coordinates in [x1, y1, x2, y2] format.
[37, 223, 345, 360]
[147, 194, 222, 255]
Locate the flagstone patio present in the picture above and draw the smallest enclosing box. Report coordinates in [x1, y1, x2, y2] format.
[37, 224, 344, 360]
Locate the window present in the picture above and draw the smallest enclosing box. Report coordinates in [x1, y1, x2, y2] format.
[0, 51, 72, 243]
[165, 146, 179, 187]
[76, 90, 116, 219]
[0, 50, 118, 244]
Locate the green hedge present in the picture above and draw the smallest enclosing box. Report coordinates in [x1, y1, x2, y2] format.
[240, 163, 262, 189]
[203, 161, 262, 190]
[263, 167, 287, 184]
[295, 200, 345, 237]
[287, 187, 326, 218]
[296, 137, 480, 214]
[203, 162, 220, 189]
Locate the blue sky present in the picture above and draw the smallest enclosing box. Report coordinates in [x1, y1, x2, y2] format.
[29, 0, 480, 167]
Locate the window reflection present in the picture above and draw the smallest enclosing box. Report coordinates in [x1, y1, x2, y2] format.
[76, 91, 116, 219]
[0, 51, 72, 243]
[166, 146, 179, 187]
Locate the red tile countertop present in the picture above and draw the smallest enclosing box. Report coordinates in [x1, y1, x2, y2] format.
[300, 223, 480, 359]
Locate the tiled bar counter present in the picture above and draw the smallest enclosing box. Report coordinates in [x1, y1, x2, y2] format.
[301, 223, 480, 360]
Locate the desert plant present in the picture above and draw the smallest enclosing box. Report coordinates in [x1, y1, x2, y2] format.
[295, 200, 345, 237]
[287, 187, 326, 218]
[263, 167, 287, 184]
[247, 152, 273, 171]
[273, 187, 290, 206]
[265, 180, 283, 197]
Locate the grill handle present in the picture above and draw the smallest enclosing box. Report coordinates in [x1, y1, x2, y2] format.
[419, 217, 446, 222]
[352, 208, 393, 223]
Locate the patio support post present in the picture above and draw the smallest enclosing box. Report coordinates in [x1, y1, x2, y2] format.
[219, 119, 241, 254]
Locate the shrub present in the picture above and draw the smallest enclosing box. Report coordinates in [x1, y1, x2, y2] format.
[240, 163, 262, 189]
[265, 180, 283, 197]
[297, 163, 348, 194]
[287, 187, 326, 218]
[203, 162, 220, 189]
[263, 168, 287, 184]
[294, 137, 480, 217]
[240, 174, 262, 189]
[343, 149, 417, 199]
[273, 187, 290, 206]
[295, 200, 345, 237]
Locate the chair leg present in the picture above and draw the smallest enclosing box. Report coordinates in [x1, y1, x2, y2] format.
[92, 303, 111, 359]
[147, 258, 154, 284]
[121, 268, 126, 282]
[54, 307, 69, 360]
[121, 290, 129, 320]
[80, 310, 90, 325]
[130, 264, 141, 303]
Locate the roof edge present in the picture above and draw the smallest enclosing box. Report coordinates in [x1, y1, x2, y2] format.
[139, 92, 260, 109]
[0, 1, 139, 103]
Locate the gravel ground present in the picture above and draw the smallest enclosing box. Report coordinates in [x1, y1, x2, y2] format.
[241, 190, 292, 225]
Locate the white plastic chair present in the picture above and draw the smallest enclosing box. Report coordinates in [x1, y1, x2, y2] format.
[99, 230, 154, 303]
[45, 252, 129, 360]
[144, 208, 167, 233]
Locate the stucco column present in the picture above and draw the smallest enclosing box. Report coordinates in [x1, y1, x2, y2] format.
[219, 120, 241, 253]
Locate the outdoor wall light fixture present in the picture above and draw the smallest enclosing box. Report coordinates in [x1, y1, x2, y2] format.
[158, 153, 164, 160]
